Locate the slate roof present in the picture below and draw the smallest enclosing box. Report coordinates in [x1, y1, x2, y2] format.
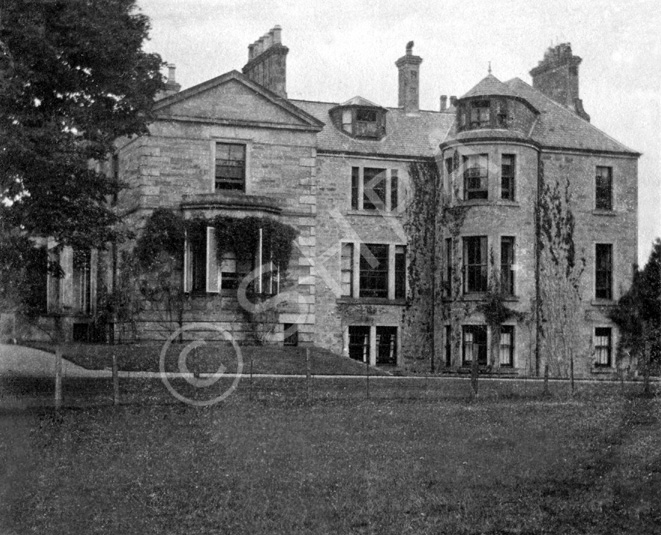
[292, 99, 454, 158]
[338, 96, 384, 108]
[460, 74, 519, 100]
[504, 78, 639, 155]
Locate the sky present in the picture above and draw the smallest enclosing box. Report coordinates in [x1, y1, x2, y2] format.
[137, 0, 660, 265]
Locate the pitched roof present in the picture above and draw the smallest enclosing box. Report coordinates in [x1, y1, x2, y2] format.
[338, 96, 383, 108]
[504, 78, 639, 155]
[154, 70, 324, 131]
[460, 74, 519, 100]
[292, 99, 454, 158]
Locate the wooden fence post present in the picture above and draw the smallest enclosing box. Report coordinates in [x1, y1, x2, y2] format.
[306, 348, 312, 403]
[112, 354, 119, 406]
[54, 348, 62, 409]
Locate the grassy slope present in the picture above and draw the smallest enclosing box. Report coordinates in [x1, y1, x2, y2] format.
[0, 393, 659, 534]
[26, 342, 388, 375]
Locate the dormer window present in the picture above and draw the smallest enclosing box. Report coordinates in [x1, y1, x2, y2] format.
[330, 98, 387, 140]
[470, 100, 491, 128]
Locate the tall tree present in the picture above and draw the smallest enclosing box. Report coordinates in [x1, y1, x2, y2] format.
[0, 0, 165, 250]
[609, 239, 661, 394]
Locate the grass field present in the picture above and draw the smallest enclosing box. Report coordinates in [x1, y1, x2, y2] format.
[26, 341, 387, 376]
[0, 381, 659, 534]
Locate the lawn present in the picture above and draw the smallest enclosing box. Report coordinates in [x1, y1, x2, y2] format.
[26, 341, 388, 376]
[0, 386, 659, 534]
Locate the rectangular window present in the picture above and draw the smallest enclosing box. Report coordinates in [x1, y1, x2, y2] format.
[463, 236, 488, 293]
[191, 232, 207, 293]
[355, 109, 378, 137]
[341, 243, 354, 297]
[445, 238, 453, 296]
[394, 245, 406, 299]
[359, 243, 389, 298]
[462, 325, 487, 366]
[500, 237, 515, 296]
[215, 143, 245, 191]
[351, 167, 360, 210]
[283, 323, 298, 347]
[445, 325, 452, 367]
[376, 326, 397, 365]
[220, 251, 239, 290]
[499, 326, 514, 367]
[348, 326, 370, 362]
[463, 154, 489, 200]
[596, 166, 613, 211]
[501, 154, 515, 200]
[391, 169, 399, 212]
[595, 244, 613, 300]
[363, 168, 386, 210]
[470, 100, 491, 128]
[594, 327, 612, 367]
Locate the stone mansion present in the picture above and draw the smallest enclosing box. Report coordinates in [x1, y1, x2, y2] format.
[27, 28, 639, 378]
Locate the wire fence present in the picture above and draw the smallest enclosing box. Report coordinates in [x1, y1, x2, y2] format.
[1, 359, 658, 411]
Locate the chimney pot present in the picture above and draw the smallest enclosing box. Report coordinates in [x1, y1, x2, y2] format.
[440, 95, 448, 111]
[248, 43, 255, 60]
[450, 96, 457, 107]
[263, 33, 272, 50]
[272, 25, 282, 44]
[167, 64, 176, 83]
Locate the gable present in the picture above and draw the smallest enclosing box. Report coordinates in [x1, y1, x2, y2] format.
[156, 75, 322, 130]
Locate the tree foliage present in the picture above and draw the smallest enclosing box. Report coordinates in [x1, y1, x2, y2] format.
[609, 239, 661, 369]
[0, 0, 165, 250]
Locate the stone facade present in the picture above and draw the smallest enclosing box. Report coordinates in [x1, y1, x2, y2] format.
[26, 33, 639, 378]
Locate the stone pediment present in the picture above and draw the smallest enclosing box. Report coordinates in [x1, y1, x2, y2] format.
[154, 71, 324, 132]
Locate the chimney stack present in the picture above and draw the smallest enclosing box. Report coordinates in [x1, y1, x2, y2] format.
[243, 26, 288, 98]
[450, 95, 457, 107]
[529, 43, 590, 121]
[395, 41, 423, 114]
[155, 63, 181, 100]
[440, 95, 448, 111]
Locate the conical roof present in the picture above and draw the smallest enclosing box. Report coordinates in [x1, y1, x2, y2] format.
[460, 74, 519, 100]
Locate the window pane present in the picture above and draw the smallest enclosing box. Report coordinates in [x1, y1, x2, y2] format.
[596, 166, 613, 210]
[595, 244, 613, 300]
[594, 327, 612, 366]
[391, 170, 399, 212]
[215, 143, 245, 191]
[499, 326, 514, 367]
[376, 326, 397, 365]
[341, 243, 354, 297]
[464, 237, 488, 293]
[359, 243, 388, 298]
[395, 245, 406, 299]
[463, 325, 487, 366]
[463, 154, 488, 200]
[500, 237, 515, 295]
[349, 326, 370, 362]
[501, 154, 515, 200]
[363, 168, 386, 210]
[351, 167, 360, 210]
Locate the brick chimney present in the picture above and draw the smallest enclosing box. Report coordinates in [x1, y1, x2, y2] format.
[242, 26, 288, 98]
[396, 41, 423, 114]
[530, 43, 590, 121]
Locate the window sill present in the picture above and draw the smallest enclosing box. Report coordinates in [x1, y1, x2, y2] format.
[337, 297, 407, 306]
[591, 299, 615, 307]
[592, 210, 616, 217]
[346, 210, 400, 218]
